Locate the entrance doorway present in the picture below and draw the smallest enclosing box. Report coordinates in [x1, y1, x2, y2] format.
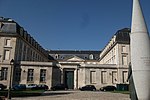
[65, 71, 74, 89]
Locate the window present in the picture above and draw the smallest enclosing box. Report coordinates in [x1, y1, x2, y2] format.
[114, 48, 115, 54]
[89, 54, 94, 60]
[23, 45, 27, 60]
[55, 54, 59, 59]
[20, 27, 24, 36]
[35, 53, 38, 60]
[33, 52, 35, 61]
[112, 57, 114, 64]
[3, 50, 10, 60]
[112, 71, 117, 84]
[37, 55, 40, 61]
[17, 40, 23, 61]
[122, 46, 126, 52]
[27, 69, 34, 82]
[122, 71, 128, 83]
[5, 39, 11, 46]
[90, 71, 96, 84]
[122, 56, 127, 65]
[101, 71, 107, 84]
[40, 69, 46, 82]
[113, 55, 116, 63]
[1, 67, 8, 80]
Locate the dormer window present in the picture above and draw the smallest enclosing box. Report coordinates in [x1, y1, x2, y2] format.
[55, 54, 59, 59]
[89, 54, 94, 60]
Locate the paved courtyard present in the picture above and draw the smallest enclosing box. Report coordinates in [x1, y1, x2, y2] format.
[12, 90, 130, 100]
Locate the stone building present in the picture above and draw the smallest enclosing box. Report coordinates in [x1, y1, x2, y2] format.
[0, 17, 54, 88]
[99, 28, 130, 87]
[48, 50, 101, 89]
[48, 28, 131, 89]
[0, 17, 130, 90]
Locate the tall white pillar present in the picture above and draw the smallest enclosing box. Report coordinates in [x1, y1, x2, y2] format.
[130, 0, 150, 99]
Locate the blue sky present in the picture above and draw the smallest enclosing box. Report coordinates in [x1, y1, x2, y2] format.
[0, 0, 150, 50]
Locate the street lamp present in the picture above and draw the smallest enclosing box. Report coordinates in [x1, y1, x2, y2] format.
[8, 59, 14, 100]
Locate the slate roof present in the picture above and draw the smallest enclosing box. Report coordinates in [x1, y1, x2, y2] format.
[48, 50, 101, 54]
[48, 50, 101, 61]
[115, 28, 130, 44]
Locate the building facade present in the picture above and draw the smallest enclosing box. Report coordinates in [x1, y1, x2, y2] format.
[0, 17, 54, 88]
[99, 28, 131, 87]
[0, 17, 130, 89]
[48, 50, 101, 89]
[48, 28, 131, 89]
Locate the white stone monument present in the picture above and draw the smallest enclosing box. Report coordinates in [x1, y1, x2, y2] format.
[130, 0, 150, 99]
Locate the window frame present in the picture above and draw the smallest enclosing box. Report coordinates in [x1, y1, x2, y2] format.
[3, 49, 10, 60]
[40, 69, 46, 82]
[27, 69, 34, 82]
[90, 71, 96, 84]
[101, 71, 107, 84]
[5, 39, 11, 47]
[1, 67, 8, 80]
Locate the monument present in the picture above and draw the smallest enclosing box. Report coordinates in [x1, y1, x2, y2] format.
[130, 0, 150, 99]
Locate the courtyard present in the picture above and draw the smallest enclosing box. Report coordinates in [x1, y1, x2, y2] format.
[12, 90, 130, 100]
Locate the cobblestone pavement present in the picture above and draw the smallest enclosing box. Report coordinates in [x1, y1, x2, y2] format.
[12, 90, 130, 100]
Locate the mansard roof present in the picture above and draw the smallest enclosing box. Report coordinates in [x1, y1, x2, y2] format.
[48, 50, 101, 61]
[115, 28, 130, 44]
[48, 50, 101, 54]
[0, 17, 48, 57]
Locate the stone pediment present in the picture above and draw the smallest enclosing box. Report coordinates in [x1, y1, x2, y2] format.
[67, 56, 85, 62]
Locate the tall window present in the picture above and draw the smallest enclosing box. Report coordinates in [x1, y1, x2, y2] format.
[33, 52, 35, 61]
[27, 69, 34, 82]
[26, 47, 30, 61]
[122, 71, 128, 83]
[122, 56, 127, 65]
[112, 71, 117, 84]
[101, 71, 107, 84]
[18, 41, 23, 61]
[5, 39, 11, 46]
[1, 67, 8, 80]
[3, 50, 10, 60]
[40, 69, 46, 82]
[22, 45, 27, 60]
[90, 71, 96, 84]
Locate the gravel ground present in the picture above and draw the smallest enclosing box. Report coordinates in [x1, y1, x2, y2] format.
[12, 90, 130, 100]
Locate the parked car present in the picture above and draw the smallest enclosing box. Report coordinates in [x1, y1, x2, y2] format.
[51, 84, 68, 91]
[32, 84, 49, 90]
[100, 85, 117, 91]
[13, 84, 26, 90]
[26, 84, 37, 89]
[0, 84, 7, 90]
[37, 84, 49, 90]
[79, 85, 96, 91]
